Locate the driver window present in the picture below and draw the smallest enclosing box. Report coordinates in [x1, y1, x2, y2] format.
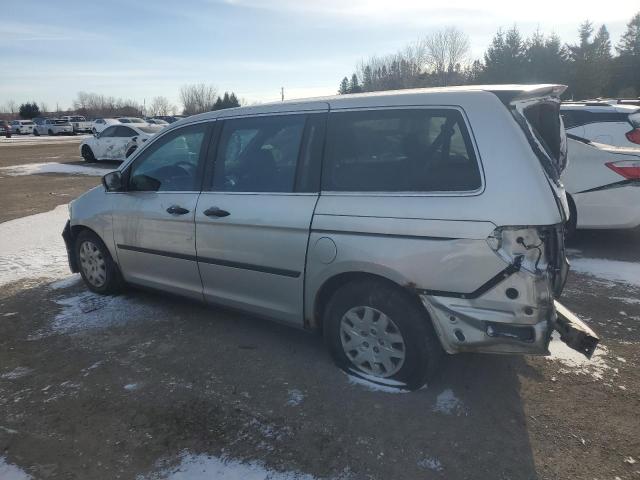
[211, 114, 306, 192]
[128, 123, 207, 192]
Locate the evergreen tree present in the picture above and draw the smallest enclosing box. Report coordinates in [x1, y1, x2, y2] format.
[338, 76, 350, 94]
[525, 31, 568, 84]
[213, 97, 223, 110]
[567, 21, 611, 98]
[613, 12, 640, 96]
[349, 73, 362, 93]
[229, 92, 240, 107]
[362, 65, 373, 91]
[19, 102, 40, 119]
[482, 26, 526, 83]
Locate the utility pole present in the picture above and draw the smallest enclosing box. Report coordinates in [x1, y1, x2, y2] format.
[281, 87, 284, 102]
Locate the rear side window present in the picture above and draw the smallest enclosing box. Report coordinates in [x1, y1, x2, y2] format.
[322, 109, 481, 192]
[211, 115, 306, 193]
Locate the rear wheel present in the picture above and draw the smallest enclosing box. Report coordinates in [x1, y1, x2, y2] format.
[75, 230, 123, 294]
[48, 129, 54, 136]
[33, 129, 40, 136]
[323, 279, 443, 390]
[81, 145, 97, 163]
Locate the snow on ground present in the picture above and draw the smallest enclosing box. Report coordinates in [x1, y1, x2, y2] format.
[141, 452, 317, 480]
[0, 135, 89, 146]
[546, 332, 611, 380]
[49, 274, 81, 290]
[48, 290, 162, 335]
[570, 257, 640, 288]
[432, 389, 467, 416]
[417, 456, 444, 472]
[0, 457, 32, 480]
[286, 389, 304, 406]
[0, 162, 113, 177]
[0, 367, 33, 380]
[0, 205, 70, 286]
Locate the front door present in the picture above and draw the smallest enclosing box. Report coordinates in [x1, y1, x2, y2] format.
[111, 122, 211, 300]
[196, 112, 326, 325]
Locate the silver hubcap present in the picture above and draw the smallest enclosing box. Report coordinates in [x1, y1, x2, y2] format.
[340, 306, 406, 378]
[79, 241, 107, 287]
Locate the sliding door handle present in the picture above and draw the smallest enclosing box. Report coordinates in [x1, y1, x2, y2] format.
[203, 207, 230, 218]
[166, 205, 190, 215]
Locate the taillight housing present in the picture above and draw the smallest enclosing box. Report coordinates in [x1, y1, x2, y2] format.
[605, 160, 640, 180]
[626, 128, 640, 145]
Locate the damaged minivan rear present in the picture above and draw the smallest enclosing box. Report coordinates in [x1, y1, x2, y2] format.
[65, 84, 599, 390]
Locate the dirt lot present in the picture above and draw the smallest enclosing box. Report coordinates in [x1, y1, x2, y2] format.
[0, 138, 639, 479]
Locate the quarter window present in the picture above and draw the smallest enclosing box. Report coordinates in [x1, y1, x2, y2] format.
[128, 123, 207, 192]
[115, 126, 136, 137]
[211, 115, 306, 192]
[322, 109, 481, 192]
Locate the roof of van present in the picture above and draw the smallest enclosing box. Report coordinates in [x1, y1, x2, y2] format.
[185, 84, 567, 123]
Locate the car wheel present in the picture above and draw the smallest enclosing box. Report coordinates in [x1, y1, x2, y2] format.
[75, 230, 123, 295]
[92, 128, 97, 134]
[33, 129, 40, 136]
[323, 279, 443, 390]
[81, 145, 97, 163]
[48, 129, 54, 136]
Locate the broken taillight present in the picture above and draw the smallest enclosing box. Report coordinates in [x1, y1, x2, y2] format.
[625, 128, 640, 145]
[605, 160, 640, 180]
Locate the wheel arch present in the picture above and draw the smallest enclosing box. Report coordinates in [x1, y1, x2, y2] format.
[311, 271, 430, 332]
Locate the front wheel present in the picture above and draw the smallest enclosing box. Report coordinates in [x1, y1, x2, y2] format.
[33, 129, 40, 136]
[323, 279, 443, 390]
[81, 145, 97, 163]
[75, 230, 123, 294]
[48, 129, 54, 136]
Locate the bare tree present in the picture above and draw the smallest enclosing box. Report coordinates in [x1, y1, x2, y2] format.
[424, 27, 470, 86]
[149, 96, 174, 116]
[180, 84, 218, 115]
[39, 102, 49, 115]
[5, 100, 17, 115]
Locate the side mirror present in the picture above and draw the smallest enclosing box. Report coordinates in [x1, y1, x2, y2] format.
[102, 171, 124, 192]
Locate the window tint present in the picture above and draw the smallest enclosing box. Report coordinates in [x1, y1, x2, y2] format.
[115, 126, 136, 137]
[129, 124, 206, 192]
[323, 109, 481, 192]
[211, 115, 306, 192]
[100, 126, 117, 138]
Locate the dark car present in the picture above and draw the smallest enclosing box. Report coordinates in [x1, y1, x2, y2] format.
[0, 120, 11, 137]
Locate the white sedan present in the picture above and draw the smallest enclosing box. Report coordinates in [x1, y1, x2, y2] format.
[80, 124, 162, 162]
[562, 135, 640, 231]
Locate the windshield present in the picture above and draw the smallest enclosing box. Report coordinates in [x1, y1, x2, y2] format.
[138, 126, 160, 134]
[119, 118, 131, 123]
[130, 118, 145, 123]
[54, 120, 69, 125]
[70, 116, 85, 121]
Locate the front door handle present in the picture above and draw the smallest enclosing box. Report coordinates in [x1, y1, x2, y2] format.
[203, 206, 230, 218]
[166, 205, 190, 215]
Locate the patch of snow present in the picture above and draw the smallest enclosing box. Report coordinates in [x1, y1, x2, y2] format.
[0, 135, 90, 146]
[47, 291, 161, 335]
[124, 383, 140, 391]
[417, 456, 444, 472]
[0, 426, 18, 434]
[611, 296, 640, 305]
[344, 371, 410, 394]
[1, 367, 33, 380]
[0, 457, 31, 480]
[432, 389, 467, 416]
[546, 332, 611, 380]
[570, 257, 640, 288]
[3, 312, 18, 317]
[286, 389, 304, 406]
[0, 205, 70, 286]
[49, 274, 81, 290]
[0, 162, 112, 177]
[141, 452, 316, 480]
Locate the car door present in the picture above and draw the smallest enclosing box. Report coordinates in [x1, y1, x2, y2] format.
[94, 126, 118, 159]
[110, 121, 212, 299]
[111, 126, 137, 160]
[195, 111, 326, 325]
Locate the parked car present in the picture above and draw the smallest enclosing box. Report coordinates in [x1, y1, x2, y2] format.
[79, 124, 161, 162]
[154, 115, 186, 124]
[63, 84, 599, 390]
[34, 119, 74, 136]
[117, 117, 147, 125]
[146, 118, 170, 126]
[9, 120, 35, 134]
[61, 115, 93, 134]
[92, 118, 120, 134]
[0, 120, 11, 137]
[562, 134, 640, 231]
[561, 102, 640, 148]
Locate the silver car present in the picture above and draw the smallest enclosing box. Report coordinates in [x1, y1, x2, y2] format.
[63, 85, 598, 390]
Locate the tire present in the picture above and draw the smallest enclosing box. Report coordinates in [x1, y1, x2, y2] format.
[75, 230, 123, 295]
[33, 129, 40, 136]
[92, 128, 97, 135]
[323, 279, 443, 390]
[48, 129, 54, 136]
[81, 145, 97, 163]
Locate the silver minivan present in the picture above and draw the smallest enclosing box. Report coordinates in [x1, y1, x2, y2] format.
[63, 85, 598, 389]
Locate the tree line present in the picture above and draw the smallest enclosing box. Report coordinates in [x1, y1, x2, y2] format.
[2, 84, 242, 120]
[338, 12, 640, 100]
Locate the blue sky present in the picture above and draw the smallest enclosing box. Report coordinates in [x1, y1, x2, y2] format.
[1, 0, 638, 112]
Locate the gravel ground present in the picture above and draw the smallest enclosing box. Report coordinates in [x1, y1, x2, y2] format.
[0, 139, 638, 479]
